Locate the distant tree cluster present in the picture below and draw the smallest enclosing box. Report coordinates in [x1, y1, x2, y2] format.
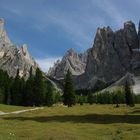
[0, 68, 61, 106]
[86, 81, 137, 107]
[75, 81, 139, 107]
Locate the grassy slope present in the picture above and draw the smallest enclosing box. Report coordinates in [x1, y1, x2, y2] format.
[0, 104, 33, 112]
[0, 104, 140, 140]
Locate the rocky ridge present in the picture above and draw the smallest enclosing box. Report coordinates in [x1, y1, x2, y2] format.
[0, 18, 38, 78]
[47, 48, 88, 79]
[75, 21, 140, 92]
[48, 20, 140, 94]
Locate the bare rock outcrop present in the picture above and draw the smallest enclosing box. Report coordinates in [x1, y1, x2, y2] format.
[0, 18, 38, 78]
[47, 48, 88, 79]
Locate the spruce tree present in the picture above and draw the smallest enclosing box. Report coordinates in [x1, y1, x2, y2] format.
[45, 82, 54, 107]
[124, 81, 135, 107]
[63, 69, 75, 107]
[87, 92, 94, 104]
[20, 77, 26, 106]
[24, 67, 35, 106]
[113, 91, 120, 107]
[10, 69, 22, 105]
[34, 68, 45, 106]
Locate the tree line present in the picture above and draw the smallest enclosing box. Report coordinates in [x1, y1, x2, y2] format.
[63, 69, 138, 107]
[0, 68, 139, 107]
[0, 68, 61, 106]
[78, 81, 140, 107]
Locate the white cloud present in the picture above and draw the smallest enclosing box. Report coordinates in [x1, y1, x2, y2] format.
[35, 57, 62, 72]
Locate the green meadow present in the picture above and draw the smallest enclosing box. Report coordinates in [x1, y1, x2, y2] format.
[0, 104, 140, 140]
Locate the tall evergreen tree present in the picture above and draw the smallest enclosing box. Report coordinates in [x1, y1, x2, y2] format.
[10, 69, 23, 105]
[3, 76, 12, 104]
[63, 69, 75, 107]
[24, 67, 35, 106]
[45, 82, 54, 107]
[19, 77, 26, 106]
[34, 68, 45, 106]
[124, 81, 135, 107]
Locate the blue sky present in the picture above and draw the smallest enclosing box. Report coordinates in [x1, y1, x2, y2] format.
[0, 0, 140, 72]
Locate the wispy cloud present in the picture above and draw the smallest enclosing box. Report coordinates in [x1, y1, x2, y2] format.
[1, 0, 138, 71]
[91, 0, 126, 27]
[45, 7, 107, 50]
[35, 56, 62, 72]
[2, 1, 106, 50]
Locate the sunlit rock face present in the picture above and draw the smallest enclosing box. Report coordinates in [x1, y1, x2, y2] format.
[47, 48, 88, 79]
[0, 18, 38, 78]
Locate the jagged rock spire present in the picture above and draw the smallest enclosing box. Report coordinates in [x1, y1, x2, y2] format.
[0, 18, 4, 35]
[124, 21, 139, 49]
[0, 18, 11, 44]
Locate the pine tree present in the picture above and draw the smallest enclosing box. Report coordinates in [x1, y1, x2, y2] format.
[34, 68, 45, 106]
[10, 69, 22, 105]
[45, 82, 54, 107]
[124, 81, 135, 107]
[24, 67, 35, 106]
[63, 69, 75, 107]
[87, 92, 94, 104]
[113, 91, 120, 107]
[19, 78, 26, 106]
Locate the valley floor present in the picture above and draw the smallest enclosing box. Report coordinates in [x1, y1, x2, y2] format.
[0, 104, 140, 140]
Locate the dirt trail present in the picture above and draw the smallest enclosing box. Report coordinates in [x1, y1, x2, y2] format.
[0, 107, 44, 116]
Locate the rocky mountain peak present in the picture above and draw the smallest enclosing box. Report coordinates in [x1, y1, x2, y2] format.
[67, 48, 75, 54]
[96, 26, 113, 35]
[123, 20, 139, 49]
[124, 20, 135, 28]
[0, 18, 38, 78]
[74, 21, 140, 91]
[47, 49, 88, 79]
[0, 18, 4, 33]
[0, 18, 11, 44]
[64, 48, 78, 59]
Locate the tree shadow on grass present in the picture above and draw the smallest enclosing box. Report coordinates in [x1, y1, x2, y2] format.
[2, 114, 140, 124]
[131, 110, 140, 114]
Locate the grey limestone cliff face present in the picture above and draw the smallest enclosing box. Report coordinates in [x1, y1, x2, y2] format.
[47, 48, 88, 79]
[0, 18, 38, 78]
[75, 21, 140, 90]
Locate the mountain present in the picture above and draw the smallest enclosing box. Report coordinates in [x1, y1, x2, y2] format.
[47, 48, 88, 79]
[75, 21, 140, 92]
[48, 20, 140, 94]
[0, 18, 38, 78]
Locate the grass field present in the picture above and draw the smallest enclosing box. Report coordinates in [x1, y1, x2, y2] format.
[0, 104, 33, 112]
[0, 104, 140, 140]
